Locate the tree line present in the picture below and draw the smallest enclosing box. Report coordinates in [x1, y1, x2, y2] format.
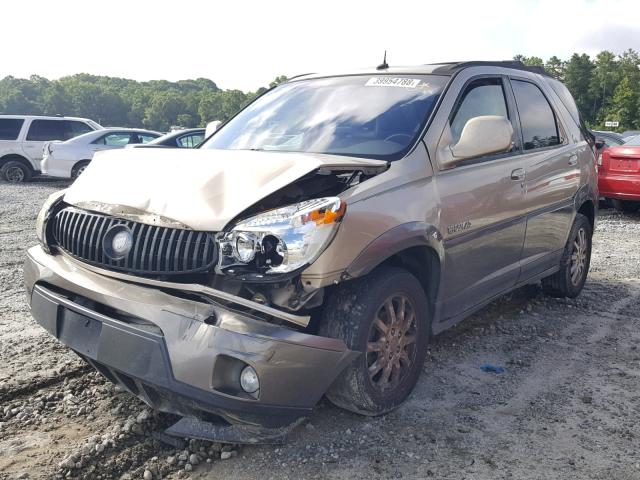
[0, 74, 287, 132]
[0, 50, 638, 132]
[515, 49, 639, 131]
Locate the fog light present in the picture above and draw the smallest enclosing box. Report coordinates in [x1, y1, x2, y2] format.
[240, 366, 259, 394]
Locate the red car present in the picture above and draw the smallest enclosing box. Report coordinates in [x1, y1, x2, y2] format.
[598, 135, 640, 213]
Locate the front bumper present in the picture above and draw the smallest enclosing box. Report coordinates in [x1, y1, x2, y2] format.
[24, 246, 356, 428]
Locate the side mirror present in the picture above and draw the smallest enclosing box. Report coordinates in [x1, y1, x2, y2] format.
[449, 115, 513, 162]
[594, 139, 606, 150]
[205, 120, 222, 138]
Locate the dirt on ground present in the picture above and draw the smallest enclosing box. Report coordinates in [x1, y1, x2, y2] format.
[1, 179, 639, 480]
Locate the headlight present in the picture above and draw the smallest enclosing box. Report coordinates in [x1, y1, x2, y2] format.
[218, 197, 346, 275]
[36, 189, 66, 252]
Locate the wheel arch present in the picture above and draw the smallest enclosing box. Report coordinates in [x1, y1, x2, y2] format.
[0, 153, 34, 172]
[574, 184, 598, 231]
[344, 222, 444, 310]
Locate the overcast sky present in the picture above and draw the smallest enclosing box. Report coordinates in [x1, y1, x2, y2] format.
[3, 0, 639, 91]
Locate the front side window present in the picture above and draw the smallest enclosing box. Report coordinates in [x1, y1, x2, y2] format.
[511, 80, 560, 150]
[450, 78, 510, 144]
[178, 132, 204, 148]
[203, 74, 449, 161]
[65, 121, 94, 140]
[0, 119, 24, 140]
[26, 120, 66, 141]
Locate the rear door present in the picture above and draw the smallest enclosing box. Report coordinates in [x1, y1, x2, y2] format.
[509, 78, 579, 279]
[436, 75, 528, 319]
[22, 119, 66, 162]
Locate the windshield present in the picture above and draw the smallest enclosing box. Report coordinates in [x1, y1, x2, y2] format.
[202, 74, 448, 160]
[623, 134, 640, 146]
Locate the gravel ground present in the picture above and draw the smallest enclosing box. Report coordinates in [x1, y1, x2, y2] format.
[1, 179, 639, 480]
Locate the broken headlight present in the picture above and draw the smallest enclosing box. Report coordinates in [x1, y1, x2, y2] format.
[36, 189, 66, 253]
[218, 197, 346, 275]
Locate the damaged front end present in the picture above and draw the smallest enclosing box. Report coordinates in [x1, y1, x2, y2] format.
[27, 150, 386, 442]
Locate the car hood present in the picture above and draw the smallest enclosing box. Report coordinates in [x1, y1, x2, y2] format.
[63, 148, 387, 231]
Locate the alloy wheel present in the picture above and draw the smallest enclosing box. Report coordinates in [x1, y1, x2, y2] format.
[570, 227, 587, 286]
[5, 166, 24, 183]
[366, 294, 418, 392]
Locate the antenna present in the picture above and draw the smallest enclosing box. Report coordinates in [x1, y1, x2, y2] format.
[376, 50, 389, 70]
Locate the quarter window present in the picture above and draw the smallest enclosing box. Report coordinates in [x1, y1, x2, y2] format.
[0, 119, 24, 140]
[450, 78, 510, 144]
[26, 120, 66, 141]
[511, 80, 560, 150]
[64, 121, 94, 139]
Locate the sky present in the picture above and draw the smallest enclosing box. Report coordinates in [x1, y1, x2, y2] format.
[2, 0, 639, 92]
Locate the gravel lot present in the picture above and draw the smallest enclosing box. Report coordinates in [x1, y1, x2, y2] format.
[1, 179, 639, 480]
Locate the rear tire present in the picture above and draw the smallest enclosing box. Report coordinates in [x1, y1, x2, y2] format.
[541, 213, 592, 298]
[320, 266, 430, 416]
[0, 160, 32, 183]
[612, 199, 640, 213]
[71, 161, 90, 180]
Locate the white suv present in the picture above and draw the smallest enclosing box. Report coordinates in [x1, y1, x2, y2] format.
[0, 115, 102, 182]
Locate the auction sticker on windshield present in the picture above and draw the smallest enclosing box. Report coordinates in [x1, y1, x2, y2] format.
[365, 77, 422, 88]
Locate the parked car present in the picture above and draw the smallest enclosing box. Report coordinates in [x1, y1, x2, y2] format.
[598, 134, 640, 212]
[128, 128, 205, 149]
[591, 130, 625, 165]
[42, 128, 161, 179]
[0, 115, 102, 182]
[26, 61, 597, 443]
[622, 130, 640, 138]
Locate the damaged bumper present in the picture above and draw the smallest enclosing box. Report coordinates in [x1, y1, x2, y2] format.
[24, 246, 357, 430]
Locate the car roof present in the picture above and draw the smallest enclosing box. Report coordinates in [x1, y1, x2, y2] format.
[291, 60, 550, 82]
[0, 114, 95, 122]
[98, 127, 162, 134]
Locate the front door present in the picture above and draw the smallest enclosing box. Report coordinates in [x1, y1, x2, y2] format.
[435, 76, 528, 320]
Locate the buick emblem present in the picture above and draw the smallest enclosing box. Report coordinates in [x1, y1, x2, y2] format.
[103, 225, 133, 260]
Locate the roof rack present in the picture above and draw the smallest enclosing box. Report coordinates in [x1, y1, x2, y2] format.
[430, 60, 550, 77]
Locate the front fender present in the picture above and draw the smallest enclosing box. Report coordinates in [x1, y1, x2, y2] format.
[344, 221, 445, 279]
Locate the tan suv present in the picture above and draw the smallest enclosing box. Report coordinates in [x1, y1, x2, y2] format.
[25, 61, 597, 442]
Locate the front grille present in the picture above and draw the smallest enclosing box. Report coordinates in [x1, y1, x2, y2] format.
[52, 207, 217, 275]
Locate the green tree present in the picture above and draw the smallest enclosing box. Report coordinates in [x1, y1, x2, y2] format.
[564, 53, 596, 123]
[545, 56, 565, 80]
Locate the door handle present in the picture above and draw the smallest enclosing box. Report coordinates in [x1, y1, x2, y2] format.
[568, 154, 578, 166]
[510, 168, 525, 181]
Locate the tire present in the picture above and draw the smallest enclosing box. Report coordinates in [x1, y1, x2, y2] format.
[0, 160, 32, 183]
[612, 199, 640, 213]
[319, 266, 430, 416]
[71, 161, 90, 180]
[542, 213, 592, 298]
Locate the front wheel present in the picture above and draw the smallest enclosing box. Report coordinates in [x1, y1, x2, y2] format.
[612, 199, 640, 213]
[542, 213, 592, 298]
[320, 266, 430, 415]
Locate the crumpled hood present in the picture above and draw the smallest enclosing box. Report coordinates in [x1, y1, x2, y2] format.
[63, 148, 387, 231]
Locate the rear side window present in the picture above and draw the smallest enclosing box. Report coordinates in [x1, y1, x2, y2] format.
[26, 120, 66, 141]
[0, 119, 24, 140]
[450, 78, 509, 143]
[511, 80, 560, 151]
[138, 134, 158, 144]
[94, 133, 132, 146]
[64, 121, 94, 139]
[177, 132, 204, 148]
